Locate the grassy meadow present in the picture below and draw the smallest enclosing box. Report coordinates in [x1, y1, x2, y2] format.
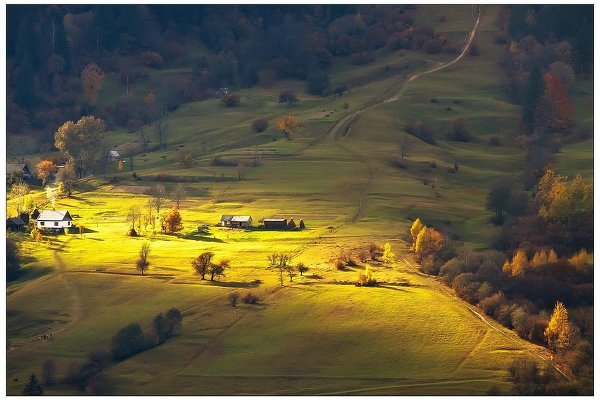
[6, 5, 592, 395]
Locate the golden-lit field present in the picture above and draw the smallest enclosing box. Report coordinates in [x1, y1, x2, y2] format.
[6, 4, 592, 395]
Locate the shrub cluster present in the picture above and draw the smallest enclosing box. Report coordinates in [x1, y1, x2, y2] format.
[403, 121, 436, 145]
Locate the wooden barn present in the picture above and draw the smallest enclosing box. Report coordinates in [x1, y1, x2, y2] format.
[6, 163, 31, 181]
[6, 217, 26, 232]
[220, 215, 252, 228]
[230, 215, 252, 228]
[263, 218, 287, 229]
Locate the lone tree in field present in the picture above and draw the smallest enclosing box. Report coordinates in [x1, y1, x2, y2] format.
[296, 262, 309, 276]
[163, 207, 183, 234]
[275, 254, 291, 286]
[278, 114, 299, 140]
[209, 259, 229, 281]
[136, 242, 150, 275]
[409, 218, 424, 251]
[192, 252, 214, 280]
[9, 180, 29, 215]
[150, 184, 166, 215]
[56, 163, 75, 197]
[22, 373, 43, 395]
[381, 242, 396, 264]
[486, 179, 514, 224]
[36, 160, 58, 186]
[228, 291, 240, 307]
[54, 116, 107, 178]
[126, 205, 142, 236]
[544, 301, 578, 352]
[251, 118, 269, 133]
[170, 183, 187, 209]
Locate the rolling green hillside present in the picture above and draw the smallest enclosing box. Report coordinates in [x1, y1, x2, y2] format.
[6, 4, 592, 395]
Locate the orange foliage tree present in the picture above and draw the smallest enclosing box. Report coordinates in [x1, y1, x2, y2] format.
[414, 226, 444, 261]
[535, 73, 575, 133]
[81, 63, 105, 105]
[163, 207, 183, 234]
[278, 114, 299, 139]
[36, 160, 58, 186]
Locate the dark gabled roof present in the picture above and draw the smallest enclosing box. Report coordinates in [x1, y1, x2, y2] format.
[6, 217, 25, 226]
[264, 218, 287, 222]
[7, 163, 30, 174]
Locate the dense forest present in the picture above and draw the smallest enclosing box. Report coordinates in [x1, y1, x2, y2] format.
[7, 4, 460, 154]
[411, 5, 593, 394]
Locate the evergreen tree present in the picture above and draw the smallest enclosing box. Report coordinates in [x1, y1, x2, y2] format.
[22, 373, 44, 395]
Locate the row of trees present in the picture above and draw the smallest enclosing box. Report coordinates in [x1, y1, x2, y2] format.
[191, 252, 229, 281]
[490, 169, 592, 255]
[498, 5, 591, 189]
[409, 216, 593, 393]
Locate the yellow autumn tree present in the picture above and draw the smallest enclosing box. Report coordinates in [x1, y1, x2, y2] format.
[504, 249, 529, 277]
[547, 249, 558, 264]
[278, 114, 299, 139]
[569, 249, 589, 269]
[409, 218, 424, 250]
[414, 227, 444, 260]
[530, 249, 549, 268]
[81, 63, 105, 105]
[544, 301, 577, 352]
[381, 242, 395, 264]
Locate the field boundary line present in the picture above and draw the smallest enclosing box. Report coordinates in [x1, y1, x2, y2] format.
[400, 256, 570, 381]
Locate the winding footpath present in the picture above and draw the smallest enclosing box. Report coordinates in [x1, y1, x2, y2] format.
[328, 6, 481, 140]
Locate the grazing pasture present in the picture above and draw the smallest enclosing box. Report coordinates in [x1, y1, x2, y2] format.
[6, 4, 592, 395]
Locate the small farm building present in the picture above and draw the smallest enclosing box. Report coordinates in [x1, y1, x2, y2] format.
[108, 150, 120, 161]
[231, 215, 252, 228]
[37, 210, 73, 230]
[6, 217, 26, 232]
[220, 215, 234, 227]
[263, 218, 287, 229]
[6, 163, 31, 180]
[220, 215, 252, 228]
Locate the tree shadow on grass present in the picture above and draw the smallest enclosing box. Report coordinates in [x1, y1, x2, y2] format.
[9, 266, 53, 287]
[68, 195, 100, 206]
[207, 280, 261, 288]
[376, 285, 408, 292]
[181, 231, 224, 243]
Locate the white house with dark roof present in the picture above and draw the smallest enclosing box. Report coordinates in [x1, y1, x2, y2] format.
[36, 210, 73, 230]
